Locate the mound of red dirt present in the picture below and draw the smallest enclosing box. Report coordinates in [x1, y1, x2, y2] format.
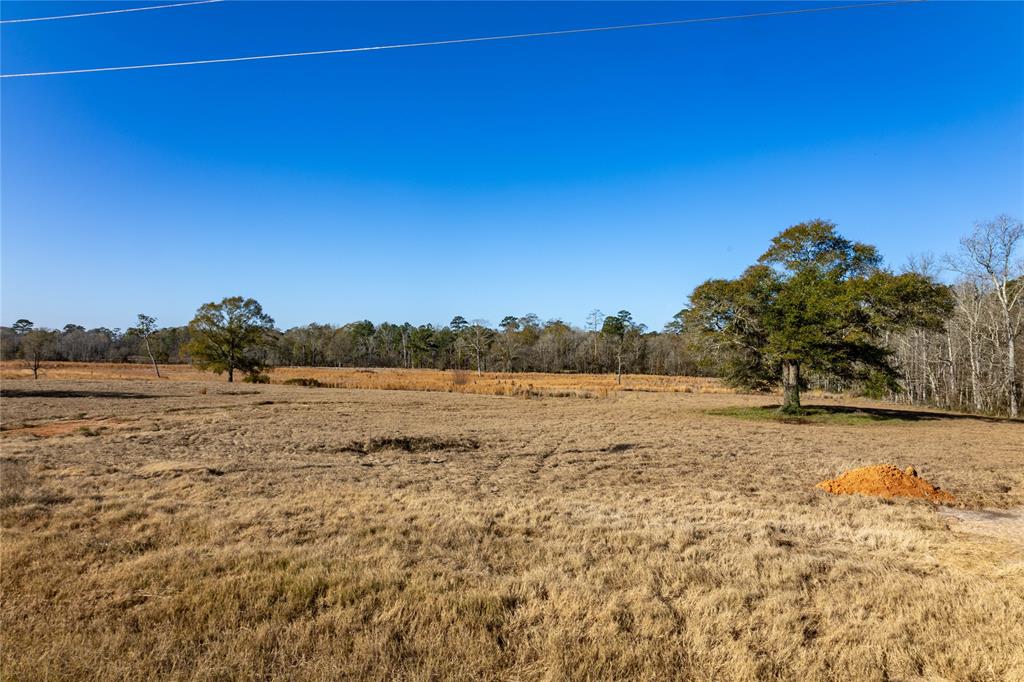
[817, 464, 954, 502]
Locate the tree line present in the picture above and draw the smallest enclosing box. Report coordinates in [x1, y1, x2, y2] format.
[3, 216, 1020, 417]
[888, 215, 1022, 417]
[0, 309, 704, 380]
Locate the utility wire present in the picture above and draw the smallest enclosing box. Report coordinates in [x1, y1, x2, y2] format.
[0, 0, 924, 79]
[0, 0, 223, 25]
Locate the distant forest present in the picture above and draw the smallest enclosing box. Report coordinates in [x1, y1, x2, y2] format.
[3, 216, 1021, 418]
[0, 311, 703, 377]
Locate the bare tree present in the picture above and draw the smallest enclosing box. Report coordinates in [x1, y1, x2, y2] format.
[464, 320, 494, 375]
[585, 309, 603, 372]
[20, 329, 55, 379]
[952, 281, 985, 411]
[947, 215, 1023, 417]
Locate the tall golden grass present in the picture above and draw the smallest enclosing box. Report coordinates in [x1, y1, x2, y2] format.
[0, 361, 730, 398]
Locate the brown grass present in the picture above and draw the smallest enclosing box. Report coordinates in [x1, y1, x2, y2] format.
[0, 417, 132, 439]
[0, 361, 729, 398]
[1, 379, 1022, 680]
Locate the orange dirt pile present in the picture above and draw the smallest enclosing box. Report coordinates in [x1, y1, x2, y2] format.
[816, 464, 955, 502]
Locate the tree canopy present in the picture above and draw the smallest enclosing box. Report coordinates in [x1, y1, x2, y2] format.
[685, 219, 952, 413]
[127, 313, 162, 377]
[186, 297, 276, 382]
[600, 310, 645, 384]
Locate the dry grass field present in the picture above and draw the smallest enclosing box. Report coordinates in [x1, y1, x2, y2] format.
[0, 361, 729, 398]
[1, 375, 1023, 680]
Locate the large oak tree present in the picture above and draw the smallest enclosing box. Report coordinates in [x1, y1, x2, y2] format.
[685, 220, 951, 413]
[187, 297, 275, 382]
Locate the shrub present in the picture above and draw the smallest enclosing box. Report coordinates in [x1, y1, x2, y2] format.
[283, 377, 322, 388]
[244, 373, 271, 384]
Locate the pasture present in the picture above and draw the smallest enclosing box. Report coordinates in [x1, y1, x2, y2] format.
[1, 372, 1022, 680]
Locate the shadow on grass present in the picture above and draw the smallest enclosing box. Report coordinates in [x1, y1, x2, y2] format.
[0, 388, 159, 400]
[707, 404, 1016, 425]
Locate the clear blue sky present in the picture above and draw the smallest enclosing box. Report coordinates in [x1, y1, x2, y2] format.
[2, 1, 1022, 331]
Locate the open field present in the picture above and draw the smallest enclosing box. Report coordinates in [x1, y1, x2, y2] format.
[0, 361, 730, 398]
[2, 378, 1023, 680]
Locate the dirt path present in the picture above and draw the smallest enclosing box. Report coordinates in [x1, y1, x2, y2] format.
[939, 506, 1024, 546]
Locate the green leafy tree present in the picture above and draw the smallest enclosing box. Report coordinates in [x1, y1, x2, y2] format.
[601, 310, 644, 384]
[186, 297, 275, 382]
[686, 220, 952, 413]
[409, 325, 436, 368]
[448, 316, 470, 368]
[432, 326, 457, 367]
[518, 314, 542, 348]
[11, 319, 33, 335]
[498, 316, 521, 372]
[540, 319, 573, 370]
[127, 313, 162, 377]
[348, 320, 376, 366]
[663, 310, 686, 335]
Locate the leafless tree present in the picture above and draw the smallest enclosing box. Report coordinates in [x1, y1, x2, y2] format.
[20, 329, 56, 379]
[585, 309, 603, 372]
[946, 215, 1023, 417]
[464, 320, 494, 375]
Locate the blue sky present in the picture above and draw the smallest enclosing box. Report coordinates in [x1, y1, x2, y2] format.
[2, 1, 1022, 331]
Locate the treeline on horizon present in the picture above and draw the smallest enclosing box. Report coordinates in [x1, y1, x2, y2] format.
[3, 216, 1021, 418]
[0, 310, 704, 377]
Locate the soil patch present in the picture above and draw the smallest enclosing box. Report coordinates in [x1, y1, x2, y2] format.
[817, 464, 955, 502]
[346, 435, 480, 454]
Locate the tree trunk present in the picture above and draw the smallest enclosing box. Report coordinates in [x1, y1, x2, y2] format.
[1007, 316, 1018, 418]
[967, 334, 982, 412]
[946, 335, 957, 410]
[781, 360, 801, 414]
[228, 366, 234, 383]
[616, 351, 622, 385]
[145, 337, 161, 378]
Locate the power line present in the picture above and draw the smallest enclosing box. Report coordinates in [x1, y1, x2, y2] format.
[0, 0, 924, 79]
[0, 0, 223, 25]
